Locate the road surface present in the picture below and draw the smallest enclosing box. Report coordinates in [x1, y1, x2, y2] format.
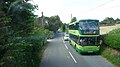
[40, 33, 114, 67]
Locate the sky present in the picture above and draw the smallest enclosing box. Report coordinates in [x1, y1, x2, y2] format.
[30, 0, 120, 23]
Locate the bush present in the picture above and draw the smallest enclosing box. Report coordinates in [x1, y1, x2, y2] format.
[100, 26, 120, 67]
[109, 28, 120, 34]
[104, 34, 120, 49]
[101, 48, 120, 67]
[0, 28, 52, 67]
[0, 1, 53, 67]
[104, 28, 120, 49]
[0, 41, 41, 67]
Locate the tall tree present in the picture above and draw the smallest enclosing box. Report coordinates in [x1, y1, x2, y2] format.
[1, 0, 39, 67]
[70, 17, 77, 23]
[3, 0, 37, 37]
[101, 17, 115, 24]
[0, 0, 11, 63]
[62, 23, 66, 32]
[0, 0, 4, 17]
[0, 0, 9, 45]
[46, 15, 63, 33]
[115, 18, 120, 24]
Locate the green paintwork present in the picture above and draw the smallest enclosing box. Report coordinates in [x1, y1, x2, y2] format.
[68, 30, 79, 36]
[69, 38, 100, 53]
[68, 19, 100, 53]
[68, 30, 99, 37]
[76, 45, 100, 53]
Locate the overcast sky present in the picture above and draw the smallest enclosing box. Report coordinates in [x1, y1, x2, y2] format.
[31, 0, 120, 23]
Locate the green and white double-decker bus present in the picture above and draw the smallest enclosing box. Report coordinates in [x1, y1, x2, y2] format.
[68, 19, 100, 54]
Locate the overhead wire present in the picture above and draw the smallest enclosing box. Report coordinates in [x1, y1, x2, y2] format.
[87, 0, 115, 12]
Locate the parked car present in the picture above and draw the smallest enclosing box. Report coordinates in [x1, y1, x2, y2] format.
[64, 34, 69, 41]
[48, 34, 54, 39]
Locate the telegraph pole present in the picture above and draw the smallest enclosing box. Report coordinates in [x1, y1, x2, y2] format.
[71, 14, 72, 20]
[41, 12, 44, 27]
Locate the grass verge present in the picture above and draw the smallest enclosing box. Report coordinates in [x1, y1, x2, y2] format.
[101, 46, 120, 67]
[38, 42, 48, 66]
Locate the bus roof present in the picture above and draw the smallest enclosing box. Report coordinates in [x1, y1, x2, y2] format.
[69, 19, 99, 25]
[79, 19, 99, 22]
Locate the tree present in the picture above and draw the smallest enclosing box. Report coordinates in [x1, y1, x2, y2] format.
[3, 0, 37, 37]
[101, 17, 115, 24]
[70, 17, 77, 23]
[1, 0, 39, 67]
[0, 0, 6, 45]
[34, 15, 63, 33]
[0, 0, 4, 17]
[0, 0, 7, 60]
[115, 18, 120, 24]
[62, 23, 66, 32]
[45, 15, 63, 33]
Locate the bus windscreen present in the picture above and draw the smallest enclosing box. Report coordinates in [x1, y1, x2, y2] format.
[79, 20, 99, 30]
[79, 37, 99, 46]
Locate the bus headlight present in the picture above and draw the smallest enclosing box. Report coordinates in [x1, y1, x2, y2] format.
[93, 31, 96, 34]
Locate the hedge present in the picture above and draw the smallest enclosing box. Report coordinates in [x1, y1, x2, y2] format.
[0, 28, 51, 67]
[109, 28, 120, 34]
[104, 28, 120, 49]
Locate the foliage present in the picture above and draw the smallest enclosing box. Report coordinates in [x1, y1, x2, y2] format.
[62, 24, 66, 32]
[61, 23, 69, 32]
[0, 27, 51, 67]
[109, 28, 120, 34]
[100, 17, 120, 25]
[0, 0, 52, 67]
[104, 28, 120, 49]
[1, 0, 62, 67]
[101, 47, 120, 67]
[104, 34, 120, 49]
[100, 17, 114, 24]
[70, 17, 77, 23]
[39, 15, 62, 33]
[1, 38, 43, 67]
[36, 15, 63, 33]
[115, 18, 120, 24]
[0, 0, 11, 62]
[102, 27, 120, 67]
[47, 15, 63, 33]
[7, 2, 36, 37]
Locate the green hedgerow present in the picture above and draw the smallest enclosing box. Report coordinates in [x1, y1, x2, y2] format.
[104, 34, 120, 49]
[109, 28, 120, 34]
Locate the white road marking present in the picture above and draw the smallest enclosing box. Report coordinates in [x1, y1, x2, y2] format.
[62, 38, 68, 49]
[69, 51, 77, 63]
[62, 36, 77, 63]
[65, 44, 68, 49]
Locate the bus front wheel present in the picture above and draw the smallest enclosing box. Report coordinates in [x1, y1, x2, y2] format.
[69, 40, 72, 45]
[75, 45, 78, 52]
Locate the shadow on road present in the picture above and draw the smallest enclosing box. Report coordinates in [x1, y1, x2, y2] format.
[52, 33, 63, 39]
[80, 53, 100, 56]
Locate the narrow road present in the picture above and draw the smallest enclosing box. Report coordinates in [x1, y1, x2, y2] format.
[40, 33, 114, 67]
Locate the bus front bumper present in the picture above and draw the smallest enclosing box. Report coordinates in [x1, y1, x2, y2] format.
[76, 46, 100, 53]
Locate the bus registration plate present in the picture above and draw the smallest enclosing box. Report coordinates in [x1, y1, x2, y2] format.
[88, 51, 93, 53]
